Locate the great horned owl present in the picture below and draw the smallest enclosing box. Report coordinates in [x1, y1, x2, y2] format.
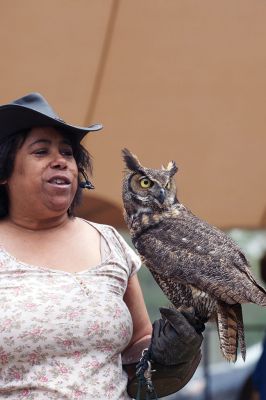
[121, 148, 266, 362]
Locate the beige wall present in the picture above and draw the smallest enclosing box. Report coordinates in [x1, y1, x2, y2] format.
[1, 0, 265, 228]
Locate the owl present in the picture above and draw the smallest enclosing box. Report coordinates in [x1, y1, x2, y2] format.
[121, 148, 266, 362]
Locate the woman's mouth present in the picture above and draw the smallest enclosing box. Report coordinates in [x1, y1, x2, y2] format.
[48, 176, 71, 186]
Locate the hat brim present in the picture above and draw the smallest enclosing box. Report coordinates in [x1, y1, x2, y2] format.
[0, 104, 103, 142]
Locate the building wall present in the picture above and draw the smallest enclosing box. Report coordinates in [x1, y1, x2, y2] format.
[1, 0, 266, 228]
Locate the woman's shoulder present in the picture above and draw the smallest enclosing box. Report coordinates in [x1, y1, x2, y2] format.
[76, 218, 141, 275]
[77, 218, 131, 253]
[0, 219, 11, 242]
[77, 218, 119, 236]
[0, 219, 9, 230]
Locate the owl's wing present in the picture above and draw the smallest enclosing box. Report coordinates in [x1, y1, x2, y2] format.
[170, 209, 249, 271]
[135, 209, 266, 306]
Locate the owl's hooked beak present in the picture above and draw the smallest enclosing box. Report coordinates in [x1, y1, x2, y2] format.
[156, 188, 166, 204]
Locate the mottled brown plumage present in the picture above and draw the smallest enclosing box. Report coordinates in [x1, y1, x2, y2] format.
[121, 148, 266, 362]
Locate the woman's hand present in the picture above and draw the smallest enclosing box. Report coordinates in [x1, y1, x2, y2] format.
[124, 306, 205, 399]
[150, 306, 204, 366]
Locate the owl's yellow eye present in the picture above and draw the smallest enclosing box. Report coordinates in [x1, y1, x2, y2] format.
[166, 181, 171, 190]
[139, 177, 153, 188]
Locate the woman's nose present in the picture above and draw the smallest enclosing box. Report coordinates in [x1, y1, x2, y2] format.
[50, 153, 67, 169]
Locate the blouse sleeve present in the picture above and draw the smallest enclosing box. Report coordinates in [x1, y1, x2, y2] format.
[107, 225, 142, 277]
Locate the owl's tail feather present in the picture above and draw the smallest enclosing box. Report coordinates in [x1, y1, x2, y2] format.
[234, 304, 246, 361]
[216, 302, 246, 363]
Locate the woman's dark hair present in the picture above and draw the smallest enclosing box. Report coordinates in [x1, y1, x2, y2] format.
[0, 128, 92, 218]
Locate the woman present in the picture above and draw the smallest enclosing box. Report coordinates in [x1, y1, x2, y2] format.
[0, 93, 203, 399]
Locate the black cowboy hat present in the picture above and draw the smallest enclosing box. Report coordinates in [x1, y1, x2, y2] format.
[0, 92, 103, 141]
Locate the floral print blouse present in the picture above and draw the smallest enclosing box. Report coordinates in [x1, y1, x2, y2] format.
[0, 222, 141, 399]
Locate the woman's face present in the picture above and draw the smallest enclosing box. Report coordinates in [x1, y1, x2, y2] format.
[7, 127, 79, 219]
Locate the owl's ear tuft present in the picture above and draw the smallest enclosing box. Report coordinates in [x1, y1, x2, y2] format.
[166, 161, 178, 176]
[122, 148, 143, 173]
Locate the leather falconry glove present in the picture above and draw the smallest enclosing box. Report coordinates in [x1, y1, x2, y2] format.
[124, 306, 205, 399]
[150, 306, 204, 365]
